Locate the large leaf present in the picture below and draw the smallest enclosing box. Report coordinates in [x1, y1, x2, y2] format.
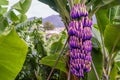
[21, 0, 32, 14]
[40, 54, 67, 73]
[0, 0, 8, 5]
[109, 7, 116, 23]
[93, 0, 120, 10]
[89, 0, 113, 16]
[39, 0, 70, 25]
[103, 0, 120, 8]
[95, 8, 110, 34]
[104, 24, 120, 53]
[12, 0, 32, 14]
[110, 63, 118, 80]
[0, 28, 28, 80]
[38, 0, 58, 12]
[90, 0, 120, 21]
[12, 2, 22, 11]
[50, 39, 63, 54]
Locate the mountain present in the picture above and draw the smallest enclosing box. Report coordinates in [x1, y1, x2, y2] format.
[29, 15, 97, 27]
[42, 15, 64, 27]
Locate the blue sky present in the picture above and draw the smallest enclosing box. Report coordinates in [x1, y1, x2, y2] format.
[8, 0, 58, 18]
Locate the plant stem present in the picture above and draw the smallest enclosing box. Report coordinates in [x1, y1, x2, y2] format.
[100, 33, 109, 80]
[80, 0, 86, 4]
[47, 37, 69, 80]
[67, 0, 72, 10]
[92, 61, 100, 80]
[101, 34, 108, 59]
[67, 68, 71, 80]
[89, 6, 100, 19]
[107, 36, 120, 76]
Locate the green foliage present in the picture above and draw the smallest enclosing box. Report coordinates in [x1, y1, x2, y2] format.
[0, 6, 7, 14]
[50, 39, 63, 54]
[92, 1, 120, 79]
[50, 30, 67, 54]
[4, 0, 32, 24]
[7, 11, 19, 22]
[16, 18, 42, 31]
[115, 52, 120, 79]
[12, 0, 32, 14]
[40, 53, 67, 73]
[88, 48, 103, 80]
[112, 6, 120, 24]
[43, 21, 55, 30]
[0, 28, 28, 80]
[0, 0, 32, 80]
[88, 25, 103, 79]
[95, 9, 110, 34]
[15, 18, 45, 80]
[102, 0, 113, 4]
[115, 52, 120, 62]
[0, 0, 120, 80]
[0, 0, 8, 5]
[49, 31, 67, 54]
[74, 0, 81, 4]
[110, 63, 118, 80]
[104, 24, 120, 53]
[0, 15, 9, 33]
[15, 16, 67, 79]
[92, 25, 101, 47]
[103, 0, 120, 8]
[33, 29, 47, 57]
[38, 0, 120, 80]
[18, 14, 27, 22]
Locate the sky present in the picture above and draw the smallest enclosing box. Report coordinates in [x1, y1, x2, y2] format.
[8, 0, 58, 18]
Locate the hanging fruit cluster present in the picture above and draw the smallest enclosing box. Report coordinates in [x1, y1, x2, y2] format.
[68, 3, 92, 78]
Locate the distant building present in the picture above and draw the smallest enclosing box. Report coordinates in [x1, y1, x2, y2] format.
[46, 27, 65, 39]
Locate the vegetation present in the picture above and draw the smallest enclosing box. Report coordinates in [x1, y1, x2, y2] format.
[0, 0, 120, 80]
[43, 21, 55, 30]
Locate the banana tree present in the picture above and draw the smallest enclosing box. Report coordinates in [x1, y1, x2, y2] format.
[39, 0, 120, 80]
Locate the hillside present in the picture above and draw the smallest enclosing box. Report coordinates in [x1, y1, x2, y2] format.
[42, 15, 64, 27]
